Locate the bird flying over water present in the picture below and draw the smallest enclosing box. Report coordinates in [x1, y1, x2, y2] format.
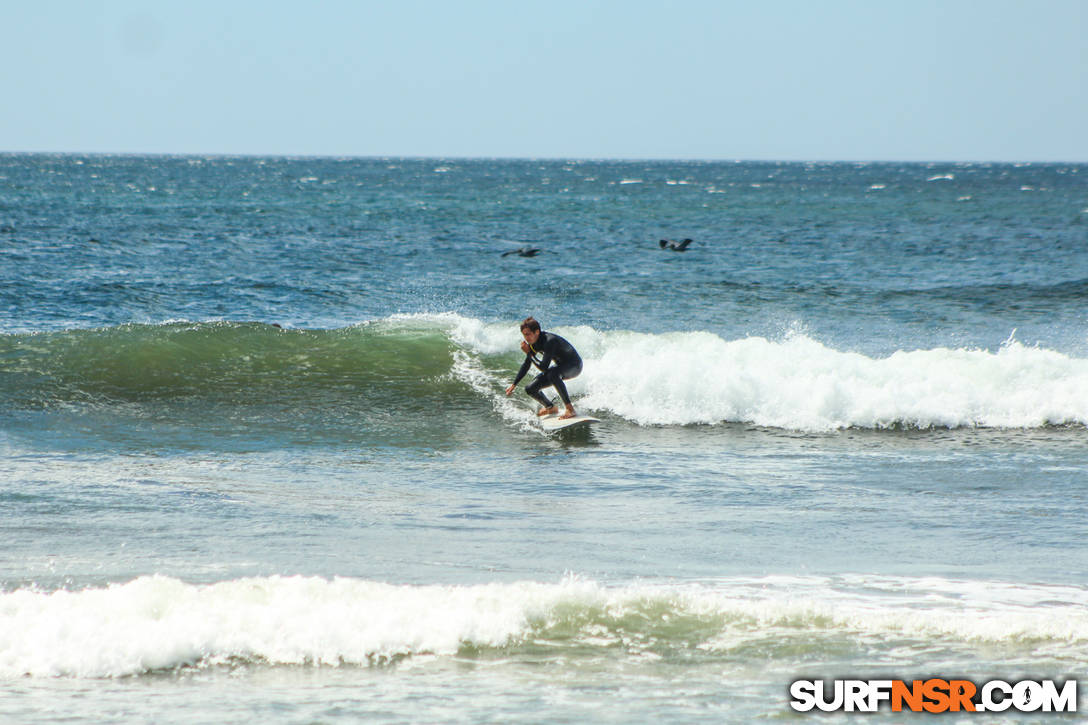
[659, 238, 693, 251]
[502, 246, 542, 257]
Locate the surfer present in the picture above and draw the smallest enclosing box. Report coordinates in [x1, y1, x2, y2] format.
[504, 317, 583, 420]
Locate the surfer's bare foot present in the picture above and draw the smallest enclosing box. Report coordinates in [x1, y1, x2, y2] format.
[559, 406, 576, 420]
[537, 406, 558, 417]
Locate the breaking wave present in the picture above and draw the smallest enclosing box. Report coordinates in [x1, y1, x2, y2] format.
[4, 314, 1088, 432]
[3, 574, 1086, 678]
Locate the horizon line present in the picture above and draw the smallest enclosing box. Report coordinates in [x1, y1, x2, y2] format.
[2, 149, 1086, 165]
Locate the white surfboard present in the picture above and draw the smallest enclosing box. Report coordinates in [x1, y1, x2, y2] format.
[538, 413, 600, 431]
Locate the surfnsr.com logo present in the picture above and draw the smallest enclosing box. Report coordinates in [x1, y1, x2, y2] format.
[789, 679, 1078, 714]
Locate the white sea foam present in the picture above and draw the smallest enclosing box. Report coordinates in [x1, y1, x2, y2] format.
[450, 349, 537, 430]
[2, 575, 1085, 678]
[566, 328, 1088, 431]
[385, 315, 1088, 431]
[0, 576, 541, 677]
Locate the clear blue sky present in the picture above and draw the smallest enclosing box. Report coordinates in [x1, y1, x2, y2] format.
[3, 0, 1086, 161]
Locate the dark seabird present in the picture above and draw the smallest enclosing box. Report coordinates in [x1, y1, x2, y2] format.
[502, 247, 542, 257]
[659, 238, 693, 251]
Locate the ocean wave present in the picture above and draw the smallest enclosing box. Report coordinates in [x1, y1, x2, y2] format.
[0, 319, 457, 405]
[442, 314, 1088, 431]
[4, 314, 1088, 432]
[2, 574, 1085, 678]
[877, 277, 1088, 308]
[564, 328, 1088, 430]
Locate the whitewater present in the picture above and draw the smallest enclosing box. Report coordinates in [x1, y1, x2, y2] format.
[445, 315, 1088, 431]
[4, 574, 1087, 679]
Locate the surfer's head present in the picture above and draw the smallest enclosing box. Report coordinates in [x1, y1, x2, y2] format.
[520, 317, 541, 346]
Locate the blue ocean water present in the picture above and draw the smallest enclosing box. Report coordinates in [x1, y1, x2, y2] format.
[2, 155, 1087, 722]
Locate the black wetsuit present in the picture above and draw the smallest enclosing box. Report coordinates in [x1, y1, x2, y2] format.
[511, 331, 583, 409]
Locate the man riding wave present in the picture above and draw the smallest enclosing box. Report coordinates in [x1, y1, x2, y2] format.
[504, 317, 583, 420]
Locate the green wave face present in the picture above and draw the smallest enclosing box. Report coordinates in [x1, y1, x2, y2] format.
[0, 320, 500, 452]
[2, 321, 460, 404]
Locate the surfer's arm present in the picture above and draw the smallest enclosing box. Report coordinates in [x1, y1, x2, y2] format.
[511, 355, 533, 386]
[534, 341, 553, 371]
